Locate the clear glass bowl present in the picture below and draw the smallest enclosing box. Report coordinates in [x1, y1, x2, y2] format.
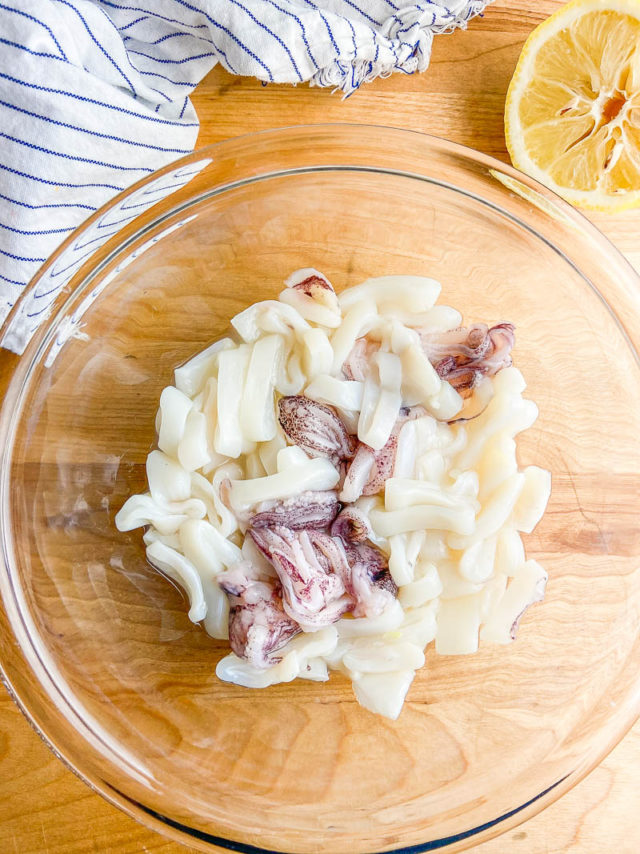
[1, 125, 640, 854]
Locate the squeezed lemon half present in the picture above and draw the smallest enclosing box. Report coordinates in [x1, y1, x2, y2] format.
[505, 0, 640, 211]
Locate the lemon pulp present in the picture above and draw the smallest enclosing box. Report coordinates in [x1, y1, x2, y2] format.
[506, 1, 640, 211]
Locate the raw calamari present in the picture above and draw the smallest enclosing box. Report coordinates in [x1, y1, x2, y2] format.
[422, 323, 515, 396]
[278, 396, 356, 463]
[285, 268, 338, 307]
[339, 443, 375, 504]
[250, 526, 352, 629]
[343, 541, 398, 617]
[329, 509, 398, 617]
[249, 491, 340, 530]
[248, 520, 397, 631]
[341, 406, 425, 503]
[221, 305, 516, 667]
[329, 505, 372, 544]
[218, 561, 300, 668]
[342, 337, 379, 382]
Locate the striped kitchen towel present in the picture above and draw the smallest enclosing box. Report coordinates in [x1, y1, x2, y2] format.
[0, 0, 490, 353]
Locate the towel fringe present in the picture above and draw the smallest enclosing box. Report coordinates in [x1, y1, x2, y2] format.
[310, 56, 422, 96]
[308, 2, 490, 97]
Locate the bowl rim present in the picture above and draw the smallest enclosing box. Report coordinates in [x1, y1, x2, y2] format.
[3, 122, 640, 346]
[1, 123, 640, 854]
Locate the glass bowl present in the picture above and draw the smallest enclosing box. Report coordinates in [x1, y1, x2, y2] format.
[1, 125, 640, 854]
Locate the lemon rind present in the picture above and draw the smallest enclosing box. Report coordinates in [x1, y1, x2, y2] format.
[504, 0, 640, 212]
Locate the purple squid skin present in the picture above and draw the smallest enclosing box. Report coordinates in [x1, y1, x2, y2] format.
[249, 526, 351, 629]
[249, 490, 340, 530]
[290, 271, 335, 297]
[341, 406, 425, 503]
[218, 561, 301, 668]
[329, 505, 372, 543]
[343, 324, 515, 399]
[247, 520, 397, 634]
[342, 337, 378, 382]
[426, 322, 515, 397]
[277, 396, 356, 464]
[327, 511, 398, 616]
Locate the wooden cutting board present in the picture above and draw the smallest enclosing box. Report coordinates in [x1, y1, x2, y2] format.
[1, 1, 639, 851]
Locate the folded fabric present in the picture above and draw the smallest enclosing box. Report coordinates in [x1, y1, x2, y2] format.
[0, 0, 490, 353]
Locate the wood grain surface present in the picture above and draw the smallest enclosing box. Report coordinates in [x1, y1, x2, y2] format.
[1, 1, 639, 852]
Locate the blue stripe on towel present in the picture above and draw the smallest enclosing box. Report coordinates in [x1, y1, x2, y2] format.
[0, 0, 489, 354]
